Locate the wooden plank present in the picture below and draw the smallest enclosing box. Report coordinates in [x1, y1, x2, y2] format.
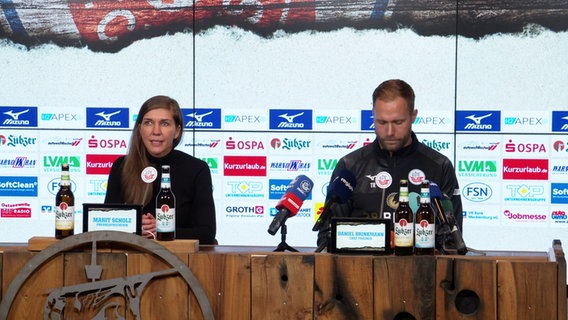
[127, 252, 190, 319]
[27, 236, 199, 253]
[314, 254, 374, 320]
[2, 251, 63, 319]
[189, 252, 251, 319]
[498, 260, 557, 320]
[251, 254, 314, 320]
[436, 257, 496, 319]
[374, 255, 436, 319]
[552, 240, 566, 320]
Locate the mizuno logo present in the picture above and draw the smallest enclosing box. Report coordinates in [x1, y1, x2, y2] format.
[187, 111, 213, 122]
[278, 112, 304, 123]
[3, 109, 29, 120]
[95, 110, 121, 121]
[465, 113, 492, 124]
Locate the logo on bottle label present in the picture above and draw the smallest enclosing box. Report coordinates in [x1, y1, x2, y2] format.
[394, 219, 414, 246]
[55, 203, 75, 230]
[156, 205, 175, 232]
[415, 219, 435, 248]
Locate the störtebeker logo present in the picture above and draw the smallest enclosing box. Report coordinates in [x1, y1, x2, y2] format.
[456, 111, 501, 132]
[502, 159, 548, 180]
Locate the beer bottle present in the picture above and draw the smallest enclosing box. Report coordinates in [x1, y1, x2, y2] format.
[156, 165, 176, 241]
[414, 180, 435, 255]
[55, 163, 74, 239]
[394, 179, 414, 255]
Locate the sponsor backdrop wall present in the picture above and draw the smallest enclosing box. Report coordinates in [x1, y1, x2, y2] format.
[0, 2, 567, 251]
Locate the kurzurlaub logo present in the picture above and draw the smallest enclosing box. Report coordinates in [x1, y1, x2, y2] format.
[456, 111, 501, 132]
[269, 109, 312, 130]
[86, 108, 129, 128]
[552, 111, 568, 132]
[182, 108, 221, 129]
[0, 107, 38, 127]
[360, 110, 374, 131]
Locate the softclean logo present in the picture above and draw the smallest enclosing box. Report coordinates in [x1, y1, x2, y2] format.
[269, 179, 290, 199]
[0, 107, 38, 127]
[552, 111, 568, 132]
[183, 108, 221, 129]
[551, 183, 568, 204]
[462, 182, 493, 202]
[0, 176, 38, 196]
[456, 111, 501, 132]
[86, 108, 129, 128]
[269, 109, 312, 130]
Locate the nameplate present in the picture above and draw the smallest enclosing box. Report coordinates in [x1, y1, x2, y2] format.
[330, 217, 391, 255]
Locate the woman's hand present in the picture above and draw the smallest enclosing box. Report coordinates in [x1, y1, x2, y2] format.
[141, 213, 157, 239]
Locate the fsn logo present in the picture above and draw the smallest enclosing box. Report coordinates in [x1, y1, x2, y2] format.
[462, 182, 493, 202]
[47, 178, 78, 195]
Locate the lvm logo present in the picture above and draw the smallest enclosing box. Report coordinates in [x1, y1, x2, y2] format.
[457, 160, 498, 178]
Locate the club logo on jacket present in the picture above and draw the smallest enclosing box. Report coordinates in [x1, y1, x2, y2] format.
[408, 169, 426, 185]
[366, 171, 392, 189]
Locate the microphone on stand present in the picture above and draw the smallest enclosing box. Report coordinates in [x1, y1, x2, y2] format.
[312, 169, 356, 232]
[268, 175, 314, 236]
[430, 182, 467, 255]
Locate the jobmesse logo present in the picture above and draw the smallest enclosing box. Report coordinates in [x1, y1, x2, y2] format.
[182, 108, 221, 129]
[223, 156, 266, 176]
[551, 183, 568, 204]
[86, 108, 129, 128]
[0, 107, 38, 127]
[502, 159, 548, 180]
[0, 176, 38, 196]
[456, 111, 501, 132]
[269, 109, 312, 130]
[552, 111, 568, 132]
[503, 209, 547, 222]
[86, 154, 122, 175]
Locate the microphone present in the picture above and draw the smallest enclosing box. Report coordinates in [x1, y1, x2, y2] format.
[430, 182, 467, 255]
[312, 169, 356, 232]
[268, 175, 314, 235]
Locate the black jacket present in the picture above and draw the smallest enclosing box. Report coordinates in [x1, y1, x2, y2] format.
[318, 132, 463, 245]
[105, 149, 217, 244]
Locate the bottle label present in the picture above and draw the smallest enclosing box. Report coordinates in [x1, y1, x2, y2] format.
[55, 203, 75, 230]
[394, 219, 414, 247]
[415, 219, 435, 248]
[156, 205, 175, 232]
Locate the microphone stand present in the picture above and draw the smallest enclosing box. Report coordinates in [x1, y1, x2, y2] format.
[273, 223, 298, 252]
